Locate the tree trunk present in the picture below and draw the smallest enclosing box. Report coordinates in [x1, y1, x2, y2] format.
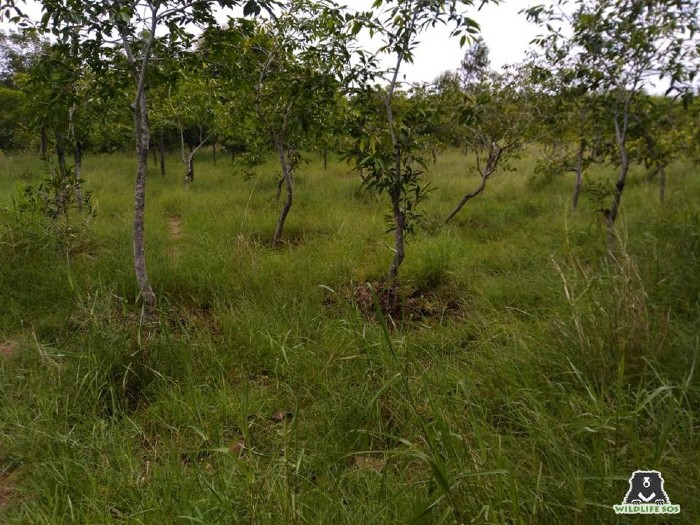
[275, 175, 284, 202]
[74, 141, 84, 210]
[446, 141, 505, 223]
[549, 139, 560, 156]
[322, 148, 328, 171]
[606, 145, 629, 247]
[118, 18, 157, 312]
[152, 146, 157, 165]
[55, 131, 68, 178]
[181, 130, 212, 186]
[39, 127, 48, 160]
[54, 130, 69, 214]
[387, 187, 405, 314]
[607, 161, 628, 225]
[159, 131, 166, 177]
[212, 140, 217, 164]
[607, 97, 632, 249]
[658, 166, 666, 204]
[180, 130, 196, 186]
[589, 129, 604, 162]
[68, 103, 84, 210]
[184, 144, 195, 186]
[572, 137, 585, 210]
[133, 90, 156, 310]
[273, 140, 293, 244]
[382, 42, 411, 316]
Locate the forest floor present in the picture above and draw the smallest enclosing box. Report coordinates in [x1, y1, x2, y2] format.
[0, 149, 698, 523]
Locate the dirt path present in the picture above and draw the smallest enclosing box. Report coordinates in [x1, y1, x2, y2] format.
[168, 216, 183, 240]
[167, 216, 182, 258]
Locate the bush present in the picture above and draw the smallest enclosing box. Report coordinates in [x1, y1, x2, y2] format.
[1, 162, 95, 256]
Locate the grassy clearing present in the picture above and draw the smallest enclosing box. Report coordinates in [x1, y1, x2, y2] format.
[0, 148, 698, 523]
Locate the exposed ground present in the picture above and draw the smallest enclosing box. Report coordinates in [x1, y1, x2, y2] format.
[167, 216, 183, 239]
[167, 215, 183, 258]
[0, 341, 18, 359]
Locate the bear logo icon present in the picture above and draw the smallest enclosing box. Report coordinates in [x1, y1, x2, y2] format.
[622, 470, 670, 505]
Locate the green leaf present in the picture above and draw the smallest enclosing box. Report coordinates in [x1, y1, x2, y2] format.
[243, 1, 260, 17]
[119, 7, 131, 23]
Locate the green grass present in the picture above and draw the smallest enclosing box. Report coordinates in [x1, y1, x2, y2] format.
[0, 148, 698, 523]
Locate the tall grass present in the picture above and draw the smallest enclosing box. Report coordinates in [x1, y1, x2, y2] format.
[0, 148, 698, 523]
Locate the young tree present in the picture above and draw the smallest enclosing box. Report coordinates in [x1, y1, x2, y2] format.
[206, 0, 350, 244]
[444, 67, 536, 222]
[24, 39, 93, 207]
[35, 0, 272, 311]
[155, 72, 219, 186]
[347, 0, 494, 311]
[146, 50, 184, 179]
[631, 95, 690, 204]
[311, 90, 348, 171]
[526, 61, 605, 210]
[527, 0, 700, 242]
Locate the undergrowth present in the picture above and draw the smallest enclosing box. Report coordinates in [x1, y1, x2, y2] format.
[0, 150, 698, 523]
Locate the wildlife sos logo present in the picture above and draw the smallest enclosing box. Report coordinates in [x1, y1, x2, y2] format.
[613, 470, 681, 515]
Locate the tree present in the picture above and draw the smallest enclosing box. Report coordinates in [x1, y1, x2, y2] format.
[525, 60, 605, 210]
[631, 95, 690, 204]
[145, 48, 184, 178]
[459, 35, 490, 89]
[443, 67, 536, 222]
[431, 70, 464, 147]
[155, 70, 219, 185]
[0, 29, 47, 153]
[527, 0, 700, 243]
[206, 0, 350, 244]
[35, 0, 272, 311]
[346, 0, 493, 313]
[23, 39, 94, 208]
[310, 90, 348, 171]
[0, 29, 44, 89]
[0, 85, 29, 151]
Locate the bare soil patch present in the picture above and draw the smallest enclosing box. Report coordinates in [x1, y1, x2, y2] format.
[324, 281, 462, 322]
[352, 455, 386, 472]
[167, 216, 183, 259]
[167, 216, 183, 240]
[0, 341, 18, 359]
[0, 467, 18, 511]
